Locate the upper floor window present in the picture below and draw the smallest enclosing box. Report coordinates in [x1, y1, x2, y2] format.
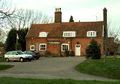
[63, 31, 76, 37]
[39, 32, 48, 37]
[87, 31, 97, 37]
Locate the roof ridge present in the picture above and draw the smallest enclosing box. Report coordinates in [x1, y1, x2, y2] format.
[31, 21, 103, 25]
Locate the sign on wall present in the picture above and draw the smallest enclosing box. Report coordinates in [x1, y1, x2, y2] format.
[48, 42, 60, 44]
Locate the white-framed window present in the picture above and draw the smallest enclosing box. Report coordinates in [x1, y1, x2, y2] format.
[87, 31, 97, 37]
[30, 45, 35, 51]
[39, 32, 48, 37]
[39, 43, 47, 51]
[61, 43, 69, 51]
[63, 31, 76, 37]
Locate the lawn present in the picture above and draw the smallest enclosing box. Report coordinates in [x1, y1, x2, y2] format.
[0, 64, 14, 71]
[75, 58, 120, 79]
[0, 57, 14, 71]
[0, 77, 119, 84]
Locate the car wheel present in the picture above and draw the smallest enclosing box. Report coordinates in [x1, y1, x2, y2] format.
[5, 58, 9, 62]
[19, 57, 24, 62]
[28, 58, 32, 61]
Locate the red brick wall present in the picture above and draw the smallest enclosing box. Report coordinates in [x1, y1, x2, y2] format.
[47, 44, 60, 55]
[26, 37, 104, 56]
[71, 38, 103, 55]
[26, 38, 47, 51]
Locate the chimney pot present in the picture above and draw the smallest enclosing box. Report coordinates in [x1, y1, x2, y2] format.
[54, 8, 62, 23]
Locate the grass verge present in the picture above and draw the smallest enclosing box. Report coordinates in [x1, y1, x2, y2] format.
[75, 58, 120, 79]
[0, 64, 14, 71]
[0, 77, 119, 84]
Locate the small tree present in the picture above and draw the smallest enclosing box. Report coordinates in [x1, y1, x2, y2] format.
[86, 39, 101, 59]
[5, 28, 17, 51]
[69, 16, 74, 22]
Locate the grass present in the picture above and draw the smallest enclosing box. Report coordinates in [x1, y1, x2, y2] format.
[0, 64, 14, 71]
[0, 57, 5, 62]
[0, 77, 119, 84]
[0, 56, 14, 71]
[75, 58, 120, 79]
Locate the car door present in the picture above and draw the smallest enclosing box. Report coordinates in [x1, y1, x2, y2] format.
[13, 51, 19, 60]
[8, 52, 14, 60]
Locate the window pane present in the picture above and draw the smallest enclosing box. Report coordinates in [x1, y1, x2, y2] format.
[62, 45, 68, 51]
[63, 31, 76, 37]
[39, 44, 46, 51]
[87, 31, 97, 37]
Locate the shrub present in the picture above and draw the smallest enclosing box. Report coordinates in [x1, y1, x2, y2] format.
[86, 39, 101, 59]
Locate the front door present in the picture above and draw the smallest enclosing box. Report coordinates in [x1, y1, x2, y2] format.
[75, 44, 81, 56]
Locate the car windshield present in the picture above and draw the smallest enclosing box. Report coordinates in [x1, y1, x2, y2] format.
[24, 51, 33, 54]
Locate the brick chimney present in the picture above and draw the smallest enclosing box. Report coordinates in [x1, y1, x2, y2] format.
[103, 8, 108, 56]
[103, 8, 107, 37]
[54, 8, 62, 23]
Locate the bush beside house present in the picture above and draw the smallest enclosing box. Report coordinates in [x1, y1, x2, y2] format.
[85, 39, 101, 59]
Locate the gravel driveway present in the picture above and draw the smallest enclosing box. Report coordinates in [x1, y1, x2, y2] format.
[0, 57, 115, 81]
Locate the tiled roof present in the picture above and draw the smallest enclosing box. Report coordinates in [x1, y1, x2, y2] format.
[26, 21, 103, 38]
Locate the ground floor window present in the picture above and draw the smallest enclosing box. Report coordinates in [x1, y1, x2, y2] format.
[61, 43, 69, 51]
[39, 43, 47, 51]
[30, 45, 35, 51]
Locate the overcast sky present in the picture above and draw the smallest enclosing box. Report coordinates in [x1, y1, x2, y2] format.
[11, 0, 120, 26]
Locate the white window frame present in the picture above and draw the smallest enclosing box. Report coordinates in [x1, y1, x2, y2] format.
[87, 31, 97, 37]
[63, 31, 76, 37]
[39, 32, 48, 37]
[61, 43, 69, 52]
[30, 45, 35, 51]
[39, 43, 47, 51]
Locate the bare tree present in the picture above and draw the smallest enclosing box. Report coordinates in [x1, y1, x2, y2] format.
[107, 22, 120, 57]
[108, 22, 120, 41]
[0, 0, 15, 26]
[0, 0, 15, 43]
[5, 9, 53, 51]
[0, 0, 53, 29]
[0, 28, 6, 42]
[8, 9, 53, 29]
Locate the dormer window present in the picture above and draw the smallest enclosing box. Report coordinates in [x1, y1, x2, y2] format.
[39, 32, 48, 37]
[87, 31, 97, 37]
[63, 31, 76, 37]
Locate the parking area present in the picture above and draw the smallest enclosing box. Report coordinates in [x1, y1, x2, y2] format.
[0, 57, 114, 81]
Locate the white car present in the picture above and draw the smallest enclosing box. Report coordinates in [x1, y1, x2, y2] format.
[4, 51, 32, 62]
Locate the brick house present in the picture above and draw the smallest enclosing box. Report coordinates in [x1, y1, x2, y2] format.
[26, 8, 108, 56]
